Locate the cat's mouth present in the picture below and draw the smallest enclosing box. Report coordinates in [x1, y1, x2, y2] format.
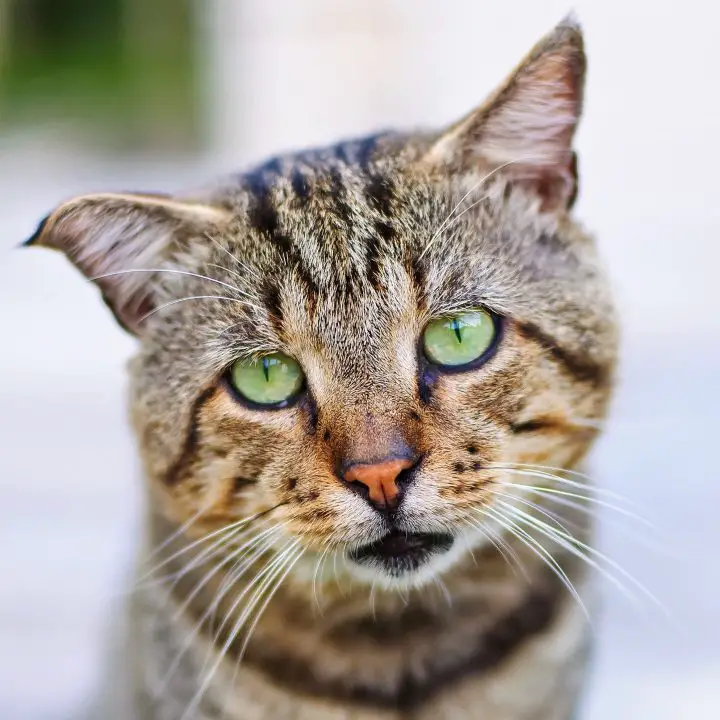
[348, 530, 454, 576]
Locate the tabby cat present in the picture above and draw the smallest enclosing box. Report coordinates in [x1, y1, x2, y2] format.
[27, 17, 617, 720]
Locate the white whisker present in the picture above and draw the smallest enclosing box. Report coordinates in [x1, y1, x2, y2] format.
[477, 505, 591, 621]
[489, 463, 633, 504]
[221, 545, 305, 717]
[159, 525, 285, 692]
[140, 295, 265, 323]
[458, 510, 529, 580]
[137, 506, 279, 584]
[205, 233, 262, 282]
[181, 539, 301, 720]
[419, 157, 536, 259]
[501, 479, 652, 527]
[92, 268, 255, 300]
[312, 538, 335, 612]
[143, 503, 211, 564]
[498, 500, 668, 616]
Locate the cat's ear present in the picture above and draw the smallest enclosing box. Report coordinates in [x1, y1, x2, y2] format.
[24, 192, 231, 335]
[424, 16, 585, 211]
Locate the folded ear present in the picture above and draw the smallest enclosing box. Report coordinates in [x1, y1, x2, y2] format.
[425, 16, 586, 211]
[25, 192, 231, 334]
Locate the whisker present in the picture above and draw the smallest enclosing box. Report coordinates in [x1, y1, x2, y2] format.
[489, 463, 633, 504]
[332, 548, 344, 595]
[433, 577, 453, 608]
[182, 540, 301, 720]
[143, 503, 212, 565]
[158, 525, 286, 692]
[140, 294, 266, 323]
[312, 538, 335, 612]
[234, 545, 305, 659]
[476, 505, 591, 621]
[91, 268, 255, 300]
[221, 545, 305, 717]
[369, 578, 378, 620]
[488, 489, 585, 535]
[500, 479, 653, 527]
[494, 484, 668, 552]
[170, 524, 285, 625]
[137, 504, 284, 584]
[457, 510, 529, 580]
[419, 157, 537, 259]
[498, 501, 668, 617]
[137, 525, 245, 589]
[208, 539, 301, 652]
[204, 233, 263, 283]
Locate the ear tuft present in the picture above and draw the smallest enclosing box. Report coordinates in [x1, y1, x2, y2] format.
[25, 193, 231, 334]
[425, 17, 586, 211]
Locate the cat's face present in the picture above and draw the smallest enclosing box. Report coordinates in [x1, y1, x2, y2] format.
[27, 20, 617, 588]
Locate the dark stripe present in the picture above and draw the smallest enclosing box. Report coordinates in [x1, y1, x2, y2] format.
[293, 259, 320, 309]
[263, 156, 284, 176]
[163, 387, 216, 486]
[269, 231, 294, 257]
[22, 214, 51, 247]
[336, 134, 382, 169]
[233, 476, 256, 492]
[261, 282, 284, 332]
[298, 393, 319, 434]
[246, 174, 320, 304]
[235, 583, 564, 711]
[374, 219, 394, 242]
[510, 417, 598, 436]
[408, 254, 427, 289]
[510, 418, 556, 434]
[247, 187, 279, 237]
[518, 322, 609, 386]
[327, 168, 354, 228]
[290, 170, 311, 203]
[364, 174, 394, 217]
[365, 236, 383, 290]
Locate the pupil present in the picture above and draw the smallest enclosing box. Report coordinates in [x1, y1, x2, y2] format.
[262, 356, 271, 382]
[451, 318, 463, 344]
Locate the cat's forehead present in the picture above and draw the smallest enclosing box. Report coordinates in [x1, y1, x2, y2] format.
[198, 134, 592, 372]
[229, 142, 422, 302]
[225, 136, 484, 301]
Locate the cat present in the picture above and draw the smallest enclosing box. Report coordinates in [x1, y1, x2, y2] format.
[27, 16, 617, 720]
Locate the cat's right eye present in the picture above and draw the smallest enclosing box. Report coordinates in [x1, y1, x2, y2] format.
[229, 353, 305, 407]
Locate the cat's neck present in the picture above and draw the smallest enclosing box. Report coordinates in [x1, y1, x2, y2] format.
[132, 508, 588, 718]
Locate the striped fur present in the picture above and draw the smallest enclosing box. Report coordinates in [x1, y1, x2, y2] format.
[30, 18, 617, 720]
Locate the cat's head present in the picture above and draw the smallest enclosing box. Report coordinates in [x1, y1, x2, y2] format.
[28, 19, 616, 589]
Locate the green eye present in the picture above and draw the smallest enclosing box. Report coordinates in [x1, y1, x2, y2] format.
[423, 310, 498, 367]
[229, 353, 305, 406]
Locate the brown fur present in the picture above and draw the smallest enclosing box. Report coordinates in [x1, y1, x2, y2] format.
[28, 18, 617, 720]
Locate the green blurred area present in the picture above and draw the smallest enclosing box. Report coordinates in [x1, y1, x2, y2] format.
[0, 0, 200, 151]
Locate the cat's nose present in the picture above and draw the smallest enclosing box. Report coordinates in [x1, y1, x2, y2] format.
[342, 456, 417, 511]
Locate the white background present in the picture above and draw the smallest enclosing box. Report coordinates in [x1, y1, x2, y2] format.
[1, 1, 718, 718]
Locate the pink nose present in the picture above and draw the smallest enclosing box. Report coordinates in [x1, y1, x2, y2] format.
[343, 458, 415, 509]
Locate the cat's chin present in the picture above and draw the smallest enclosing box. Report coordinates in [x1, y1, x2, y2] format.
[345, 530, 460, 588]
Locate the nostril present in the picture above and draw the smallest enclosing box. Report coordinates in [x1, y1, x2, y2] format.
[347, 480, 371, 502]
[395, 460, 419, 492]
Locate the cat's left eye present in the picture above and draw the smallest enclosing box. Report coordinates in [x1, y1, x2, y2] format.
[423, 309, 498, 368]
[229, 352, 305, 407]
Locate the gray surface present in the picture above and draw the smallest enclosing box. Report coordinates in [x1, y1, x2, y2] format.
[1, 137, 719, 719]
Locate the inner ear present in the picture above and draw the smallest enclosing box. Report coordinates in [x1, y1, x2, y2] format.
[424, 17, 585, 212]
[25, 192, 231, 335]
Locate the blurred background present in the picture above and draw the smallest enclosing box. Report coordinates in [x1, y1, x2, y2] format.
[1, 1, 718, 718]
